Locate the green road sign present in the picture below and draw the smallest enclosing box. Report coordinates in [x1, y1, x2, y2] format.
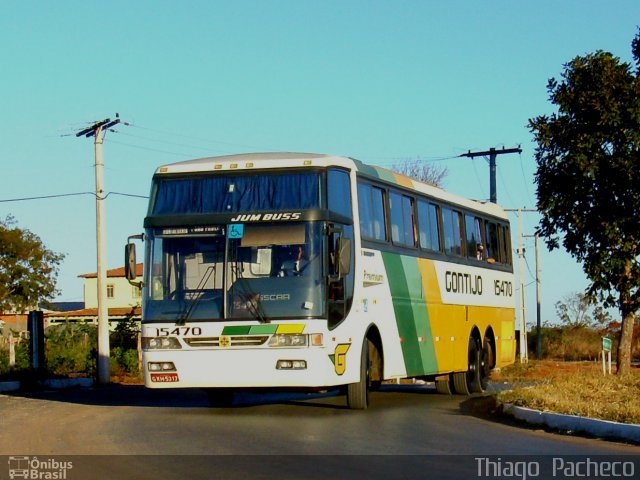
[602, 337, 612, 352]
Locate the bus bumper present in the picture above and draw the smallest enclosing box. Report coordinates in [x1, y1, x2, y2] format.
[142, 346, 353, 389]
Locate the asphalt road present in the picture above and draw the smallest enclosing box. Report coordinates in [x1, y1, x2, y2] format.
[1, 384, 638, 480]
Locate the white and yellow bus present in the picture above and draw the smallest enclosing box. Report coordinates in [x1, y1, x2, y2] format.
[125, 152, 516, 408]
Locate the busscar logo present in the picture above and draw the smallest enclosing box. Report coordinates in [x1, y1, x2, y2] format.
[8, 456, 73, 479]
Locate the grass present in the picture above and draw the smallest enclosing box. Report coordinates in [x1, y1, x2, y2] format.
[492, 360, 640, 424]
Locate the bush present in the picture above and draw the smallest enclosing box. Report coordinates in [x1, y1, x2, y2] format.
[528, 325, 609, 361]
[110, 346, 140, 376]
[0, 337, 35, 380]
[1, 319, 143, 382]
[45, 323, 97, 377]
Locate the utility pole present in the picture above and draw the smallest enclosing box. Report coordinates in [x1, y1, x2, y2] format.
[525, 233, 542, 359]
[517, 209, 528, 363]
[506, 208, 537, 363]
[461, 147, 522, 203]
[76, 115, 120, 385]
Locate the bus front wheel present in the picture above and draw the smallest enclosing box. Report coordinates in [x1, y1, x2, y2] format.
[346, 339, 370, 409]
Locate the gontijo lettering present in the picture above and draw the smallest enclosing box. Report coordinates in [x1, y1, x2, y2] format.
[445, 270, 483, 295]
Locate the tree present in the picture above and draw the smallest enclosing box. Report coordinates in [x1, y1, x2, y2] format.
[391, 158, 448, 187]
[555, 292, 611, 329]
[528, 30, 640, 375]
[0, 215, 65, 313]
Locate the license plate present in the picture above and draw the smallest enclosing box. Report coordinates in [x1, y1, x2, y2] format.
[150, 373, 179, 382]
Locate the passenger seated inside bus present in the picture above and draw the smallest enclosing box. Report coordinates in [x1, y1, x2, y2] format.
[277, 245, 308, 276]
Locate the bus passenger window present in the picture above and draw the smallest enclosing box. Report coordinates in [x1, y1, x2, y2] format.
[442, 207, 462, 256]
[465, 215, 484, 260]
[417, 200, 440, 252]
[485, 221, 499, 263]
[357, 182, 386, 241]
[389, 192, 415, 247]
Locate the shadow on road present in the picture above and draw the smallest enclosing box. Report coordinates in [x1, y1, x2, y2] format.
[3, 381, 447, 410]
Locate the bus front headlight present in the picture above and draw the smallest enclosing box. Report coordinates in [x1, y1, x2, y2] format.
[268, 334, 308, 347]
[142, 337, 182, 350]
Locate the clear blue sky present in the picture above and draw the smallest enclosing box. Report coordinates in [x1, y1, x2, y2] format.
[1, 1, 638, 326]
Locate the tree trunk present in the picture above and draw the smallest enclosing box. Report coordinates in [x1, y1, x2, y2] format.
[616, 260, 635, 376]
[616, 311, 635, 375]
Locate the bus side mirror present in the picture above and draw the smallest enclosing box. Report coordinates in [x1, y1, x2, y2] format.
[125, 233, 144, 286]
[125, 243, 137, 281]
[336, 237, 351, 277]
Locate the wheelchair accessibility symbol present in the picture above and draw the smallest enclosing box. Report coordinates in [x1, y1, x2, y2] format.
[228, 224, 244, 239]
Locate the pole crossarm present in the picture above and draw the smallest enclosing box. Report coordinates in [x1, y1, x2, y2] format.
[460, 147, 523, 204]
[460, 147, 522, 159]
[75, 116, 121, 138]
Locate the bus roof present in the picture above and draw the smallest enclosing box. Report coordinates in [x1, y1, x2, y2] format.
[155, 152, 508, 220]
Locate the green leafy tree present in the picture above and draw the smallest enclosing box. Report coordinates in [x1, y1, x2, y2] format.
[0, 215, 65, 313]
[529, 31, 640, 375]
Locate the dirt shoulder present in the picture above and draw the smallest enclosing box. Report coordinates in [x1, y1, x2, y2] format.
[490, 360, 640, 424]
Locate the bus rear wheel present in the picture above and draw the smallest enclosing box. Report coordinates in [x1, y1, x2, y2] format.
[453, 337, 483, 394]
[480, 338, 494, 391]
[347, 339, 370, 409]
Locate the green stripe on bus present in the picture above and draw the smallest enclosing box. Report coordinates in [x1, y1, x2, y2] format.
[382, 252, 438, 376]
[249, 324, 278, 335]
[353, 160, 397, 183]
[222, 325, 251, 335]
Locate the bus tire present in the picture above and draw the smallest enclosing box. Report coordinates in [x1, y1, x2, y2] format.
[347, 339, 370, 409]
[480, 338, 494, 391]
[435, 375, 454, 395]
[205, 388, 235, 407]
[453, 337, 483, 394]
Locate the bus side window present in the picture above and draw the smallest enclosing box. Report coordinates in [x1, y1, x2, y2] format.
[417, 200, 440, 251]
[442, 207, 463, 256]
[357, 182, 386, 242]
[485, 221, 499, 263]
[465, 214, 484, 260]
[389, 191, 416, 247]
[328, 169, 353, 220]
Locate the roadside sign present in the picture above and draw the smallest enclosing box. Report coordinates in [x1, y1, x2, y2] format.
[602, 337, 612, 353]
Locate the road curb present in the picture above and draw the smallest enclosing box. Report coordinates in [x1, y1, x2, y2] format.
[503, 403, 640, 444]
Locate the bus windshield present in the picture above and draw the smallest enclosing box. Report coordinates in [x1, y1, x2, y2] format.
[144, 222, 325, 323]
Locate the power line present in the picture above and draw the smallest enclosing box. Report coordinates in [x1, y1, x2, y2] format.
[0, 192, 94, 203]
[0, 191, 148, 203]
[518, 151, 535, 207]
[104, 138, 195, 157]
[127, 122, 279, 152]
[104, 192, 149, 200]
[112, 130, 214, 153]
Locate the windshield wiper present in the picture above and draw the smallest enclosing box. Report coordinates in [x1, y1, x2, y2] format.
[176, 265, 215, 326]
[230, 264, 268, 324]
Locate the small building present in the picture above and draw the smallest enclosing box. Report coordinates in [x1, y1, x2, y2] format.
[0, 312, 28, 336]
[45, 264, 143, 327]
